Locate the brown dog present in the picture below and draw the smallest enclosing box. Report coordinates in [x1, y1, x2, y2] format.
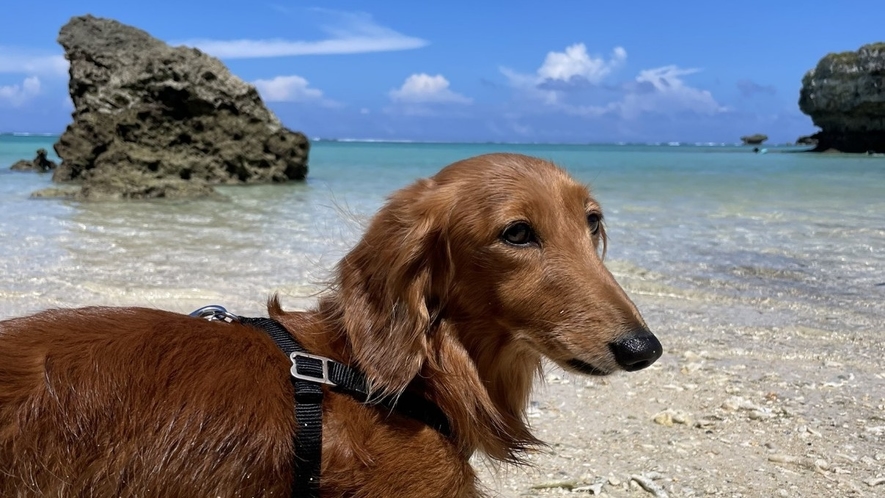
[0, 153, 661, 497]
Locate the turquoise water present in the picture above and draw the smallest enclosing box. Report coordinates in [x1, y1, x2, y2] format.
[1, 135, 883, 334]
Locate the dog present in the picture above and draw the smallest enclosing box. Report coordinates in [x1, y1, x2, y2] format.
[0, 153, 662, 497]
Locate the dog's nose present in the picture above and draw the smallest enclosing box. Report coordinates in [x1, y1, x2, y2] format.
[609, 329, 662, 371]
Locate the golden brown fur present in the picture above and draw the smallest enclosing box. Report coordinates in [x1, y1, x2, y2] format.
[0, 153, 661, 497]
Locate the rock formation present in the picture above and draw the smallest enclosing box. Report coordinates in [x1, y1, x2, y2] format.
[10, 148, 58, 172]
[51, 15, 309, 200]
[799, 42, 885, 153]
[740, 134, 768, 145]
[795, 135, 818, 146]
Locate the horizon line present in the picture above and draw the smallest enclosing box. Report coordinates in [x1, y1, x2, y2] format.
[1, 133, 807, 147]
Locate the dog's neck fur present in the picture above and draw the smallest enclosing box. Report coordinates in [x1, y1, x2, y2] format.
[422, 318, 542, 462]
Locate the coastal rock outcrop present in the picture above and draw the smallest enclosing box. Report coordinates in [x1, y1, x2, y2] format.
[51, 15, 309, 199]
[795, 135, 818, 146]
[740, 134, 768, 145]
[799, 42, 885, 153]
[10, 148, 58, 172]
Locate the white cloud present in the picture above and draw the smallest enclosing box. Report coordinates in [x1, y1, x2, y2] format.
[537, 44, 626, 83]
[501, 44, 626, 104]
[552, 66, 728, 119]
[389, 73, 471, 104]
[501, 43, 725, 119]
[0, 50, 67, 77]
[0, 76, 41, 106]
[177, 11, 426, 58]
[251, 75, 339, 107]
[615, 66, 727, 118]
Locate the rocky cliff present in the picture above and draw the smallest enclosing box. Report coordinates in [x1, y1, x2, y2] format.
[52, 15, 309, 199]
[799, 42, 885, 153]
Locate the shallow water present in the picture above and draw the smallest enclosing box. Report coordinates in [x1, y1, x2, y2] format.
[1, 137, 883, 337]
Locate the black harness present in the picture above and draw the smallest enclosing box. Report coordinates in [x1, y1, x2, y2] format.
[189, 306, 451, 498]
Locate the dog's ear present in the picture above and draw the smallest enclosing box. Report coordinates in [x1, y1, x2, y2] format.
[333, 178, 453, 395]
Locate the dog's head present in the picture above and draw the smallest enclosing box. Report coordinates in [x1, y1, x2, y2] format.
[334, 153, 661, 394]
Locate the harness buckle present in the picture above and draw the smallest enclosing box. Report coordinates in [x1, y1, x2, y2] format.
[290, 352, 337, 386]
[189, 305, 240, 323]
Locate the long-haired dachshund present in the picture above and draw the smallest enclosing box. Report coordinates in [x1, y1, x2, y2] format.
[0, 153, 661, 497]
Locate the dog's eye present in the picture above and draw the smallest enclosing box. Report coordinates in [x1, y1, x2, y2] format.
[501, 222, 536, 246]
[587, 213, 602, 235]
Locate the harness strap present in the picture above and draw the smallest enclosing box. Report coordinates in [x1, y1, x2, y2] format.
[190, 306, 452, 498]
[240, 316, 323, 498]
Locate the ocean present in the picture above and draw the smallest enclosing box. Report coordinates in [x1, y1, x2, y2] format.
[1, 134, 883, 338]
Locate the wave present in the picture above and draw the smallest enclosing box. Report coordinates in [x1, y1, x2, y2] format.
[324, 138, 417, 144]
[1, 132, 58, 138]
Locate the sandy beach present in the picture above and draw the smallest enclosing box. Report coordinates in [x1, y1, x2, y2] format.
[2, 262, 880, 497]
[476, 277, 885, 497]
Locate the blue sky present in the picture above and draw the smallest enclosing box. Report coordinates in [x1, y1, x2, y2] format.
[1, 0, 882, 143]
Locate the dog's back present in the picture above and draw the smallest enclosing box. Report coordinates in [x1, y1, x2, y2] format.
[0, 307, 296, 496]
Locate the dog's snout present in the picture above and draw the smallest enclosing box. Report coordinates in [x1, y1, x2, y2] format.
[609, 329, 662, 372]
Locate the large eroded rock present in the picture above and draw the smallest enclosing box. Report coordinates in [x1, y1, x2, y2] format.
[799, 42, 885, 152]
[52, 15, 309, 199]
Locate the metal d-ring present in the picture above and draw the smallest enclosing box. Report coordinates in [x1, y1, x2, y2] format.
[188, 305, 240, 323]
